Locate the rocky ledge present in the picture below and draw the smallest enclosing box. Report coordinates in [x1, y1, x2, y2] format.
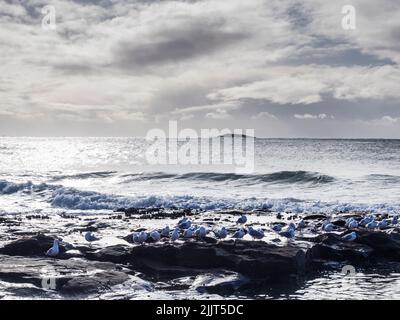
[1, 210, 400, 298]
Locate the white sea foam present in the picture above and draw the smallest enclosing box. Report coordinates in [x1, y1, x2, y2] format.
[1, 179, 399, 214]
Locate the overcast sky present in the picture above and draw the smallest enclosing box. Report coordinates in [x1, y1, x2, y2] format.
[1, 0, 400, 137]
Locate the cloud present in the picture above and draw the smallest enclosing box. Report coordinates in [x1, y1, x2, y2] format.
[205, 108, 232, 120]
[252, 112, 278, 120]
[381, 116, 400, 124]
[1, 0, 400, 137]
[294, 113, 329, 120]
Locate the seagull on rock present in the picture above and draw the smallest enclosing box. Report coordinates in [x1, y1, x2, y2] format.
[378, 220, 389, 229]
[360, 216, 374, 227]
[171, 228, 180, 241]
[236, 215, 247, 224]
[214, 227, 228, 239]
[323, 223, 335, 232]
[248, 226, 264, 240]
[232, 228, 247, 239]
[85, 232, 100, 243]
[366, 221, 378, 229]
[195, 226, 208, 238]
[279, 225, 296, 238]
[133, 231, 148, 244]
[271, 224, 283, 232]
[347, 220, 359, 229]
[178, 218, 192, 230]
[46, 239, 60, 257]
[150, 230, 161, 242]
[184, 228, 194, 238]
[341, 232, 357, 242]
[297, 219, 306, 229]
[161, 226, 170, 237]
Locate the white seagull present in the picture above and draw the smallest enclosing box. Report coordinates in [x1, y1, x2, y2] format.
[236, 215, 247, 224]
[171, 228, 180, 241]
[378, 220, 388, 229]
[232, 228, 247, 239]
[323, 223, 335, 232]
[279, 225, 296, 238]
[195, 226, 208, 238]
[297, 219, 306, 229]
[184, 228, 194, 238]
[271, 224, 283, 232]
[161, 226, 170, 237]
[85, 232, 100, 243]
[138, 231, 148, 243]
[341, 232, 357, 242]
[46, 239, 60, 257]
[178, 218, 192, 230]
[248, 226, 264, 240]
[214, 227, 228, 239]
[366, 221, 378, 229]
[348, 220, 359, 229]
[150, 230, 161, 242]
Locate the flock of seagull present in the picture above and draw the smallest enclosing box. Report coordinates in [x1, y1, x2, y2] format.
[45, 213, 399, 257]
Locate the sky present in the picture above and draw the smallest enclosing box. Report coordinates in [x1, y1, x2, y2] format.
[0, 0, 400, 138]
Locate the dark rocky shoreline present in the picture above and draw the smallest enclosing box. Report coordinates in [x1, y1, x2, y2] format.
[1, 208, 400, 299]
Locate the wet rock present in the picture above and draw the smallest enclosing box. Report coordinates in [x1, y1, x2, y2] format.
[0, 255, 130, 296]
[128, 240, 311, 281]
[60, 271, 129, 295]
[0, 234, 70, 257]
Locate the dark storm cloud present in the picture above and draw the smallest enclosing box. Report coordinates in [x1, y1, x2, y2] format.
[112, 21, 248, 70]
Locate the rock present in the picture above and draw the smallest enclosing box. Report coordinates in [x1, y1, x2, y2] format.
[303, 214, 327, 220]
[87, 245, 132, 264]
[0, 234, 70, 257]
[357, 229, 400, 260]
[128, 240, 311, 282]
[60, 271, 129, 294]
[0, 255, 129, 296]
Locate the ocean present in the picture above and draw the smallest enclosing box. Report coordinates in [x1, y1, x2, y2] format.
[1, 137, 400, 215]
[1, 137, 400, 299]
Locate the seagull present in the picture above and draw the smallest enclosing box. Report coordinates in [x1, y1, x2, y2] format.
[132, 233, 140, 244]
[378, 220, 388, 229]
[366, 221, 378, 229]
[171, 228, 180, 241]
[178, 218, 192, 230]
[178, 217, 188, 224]
[323, 223, 335, 232]
[150, 230, 161, 242]
[341, 232, 357, 242]
[271, 224, 283, 232]
[348, 220, 359, 229]
[214, 227, 228, 239]
[161, 226, 170, 237]
[297, 219, 306, 229]
[345, 217, 355, 227]
[232, 228, 247, 239]
[46, 239, 60, 257]
[279, 226, 296, 238]
[184, 228, 194, 238]
[195, 226, 207, 238]
[248, 226, 264, 240]
[84, 232, 100, 243]
[288, 223, 297, 230]
[360, 215, 374, 226]
[236, 215, 247, 224]
[138, 231, 148, 243]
